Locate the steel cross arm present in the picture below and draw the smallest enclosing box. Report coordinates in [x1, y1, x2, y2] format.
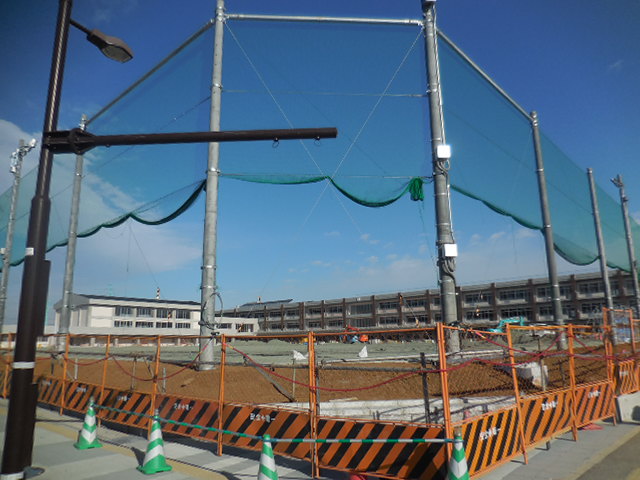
[43, 126, 338, 155]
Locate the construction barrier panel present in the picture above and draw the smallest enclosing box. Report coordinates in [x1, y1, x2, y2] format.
[8, 320, 640, 480]
[459, 406, 521, 476]
[615, 360, 639, 395]
[573, 382, 615, 427]
[315, 417, 447, 479]
[521, 389, 573, 447]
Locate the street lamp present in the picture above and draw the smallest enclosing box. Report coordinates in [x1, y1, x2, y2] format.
[0, 2, 133, 478]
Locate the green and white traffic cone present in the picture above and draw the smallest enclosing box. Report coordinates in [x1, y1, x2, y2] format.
[448, 429, 469, 480]
[74, 397, 102, 450]
[137, 412, 172, 475]
[258, 434, 278, 480]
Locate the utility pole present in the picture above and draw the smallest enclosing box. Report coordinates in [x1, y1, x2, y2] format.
[530, 112, 566, 349]
[422, 0, 460, 352]
[58, 115, 87, 350]
[587, 168, 613, 314]
[612, 175, 640, 316]
[0, 140, 37, 334]
[198, 0, 225, 370]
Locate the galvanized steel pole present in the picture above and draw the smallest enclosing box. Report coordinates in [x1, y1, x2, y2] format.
[199, 0, 226, 370]
[531, 112, 566, 348]
[58, 115, 87, 349]
[612, 175, 640, 316]
[0, 141, 35, 333]
[422, 0, 460, 352]
[587, 168, 613, 311]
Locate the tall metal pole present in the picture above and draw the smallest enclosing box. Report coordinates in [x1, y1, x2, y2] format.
[587, 168, 613, 311]
[422, 0, 459, 352]
[612, 175, 640, 316]
[58, 115, 87, 349]
[199, 0, 225, 370]
[1, 0, 71, 476]
[530, 112, 566, 348]
[0, 140, 36, 333]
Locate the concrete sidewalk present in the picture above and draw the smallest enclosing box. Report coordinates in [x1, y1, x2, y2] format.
[480, 419, 640, 480]
[0, 400, 325, 480]
[1, 399, 639, 480]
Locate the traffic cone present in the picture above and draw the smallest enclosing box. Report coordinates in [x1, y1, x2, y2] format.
[74, 398, 102, 450]
[448, 429, 469, 480]
[258, 434, 278, 480]
[137, 412, 172, 475]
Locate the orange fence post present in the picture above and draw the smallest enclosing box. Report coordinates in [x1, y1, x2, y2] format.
[567, 325, 578, 441]
[60, 333, 71, 414]
[307, 331, 319, 478]
[506, 324, 528, 463]
[437, 323, 453, 443]
[150, 335, 162, 433]
[99, 335, 111, 406]
[216, 334, 227, 456]
[602, 321, 618, 425]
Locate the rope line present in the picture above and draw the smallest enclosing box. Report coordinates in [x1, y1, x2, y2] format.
[92, 403, 454, 444]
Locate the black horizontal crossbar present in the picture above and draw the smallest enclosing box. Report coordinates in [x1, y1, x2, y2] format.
[44, 126, 338, 155]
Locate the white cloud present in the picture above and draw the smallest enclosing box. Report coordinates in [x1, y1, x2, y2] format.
[324, 230, 340, 237]
[366, 255, 379, 264]
[360, 233, 379, 245]
[489, 231, 506, 242]
[311, 260, 332, 268]
[515, 227, 537, 239]
[607, 59, 624, 73]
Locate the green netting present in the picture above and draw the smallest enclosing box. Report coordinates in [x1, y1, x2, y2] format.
[1, 17, 639, 278]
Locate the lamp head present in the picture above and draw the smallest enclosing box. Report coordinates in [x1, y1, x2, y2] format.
[86, 29, 133, 63]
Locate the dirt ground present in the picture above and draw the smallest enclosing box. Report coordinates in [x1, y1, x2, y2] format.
[32, 344, 614, 405]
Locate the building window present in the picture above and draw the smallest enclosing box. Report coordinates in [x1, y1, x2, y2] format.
[238, 323, 254, 333]
[500, 308, 531, 320]
[350, 318, 375, 328]
[135, 321, 154, 328]
[175, 322, 191, 329]
[404, 298, 425, 308]
[538, 305, 553, 316]
[537, 286, 571, 300]
[285, 310, 298, 318]
[327, 320, 342, 327]
[217, 323, 232, 329]
[378, 301, 398, 311]
[286, 323, 299, 330]
[578, 282, 603, 295]
[156, 308, 170, 318]
[581, 302, 604, 315]
[155, 321, 173, 328]
[350, 304, 372, 315]
[307, 307, 322, 316]
[499, 289, 530, 301]
[465, 310, 493, 321]
[269, 311, 282, 319]
[175, 310, 191, 320]
[326, 305, 343, 314]
[464, 293, 492, 304]
[114, 320, 132, 328]
[308, 321, 321, 329]
[432, 296, 441, 306]
[379, 316, 399, 325]
[137, 307, 153, 318]
[115, 306, 132, 317]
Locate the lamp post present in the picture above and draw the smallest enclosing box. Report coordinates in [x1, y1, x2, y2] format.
[0, 2, 134, 477]
[1, 2, 336, 478]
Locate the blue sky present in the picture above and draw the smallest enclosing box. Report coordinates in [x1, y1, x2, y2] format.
[0, 0, 639, 322]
